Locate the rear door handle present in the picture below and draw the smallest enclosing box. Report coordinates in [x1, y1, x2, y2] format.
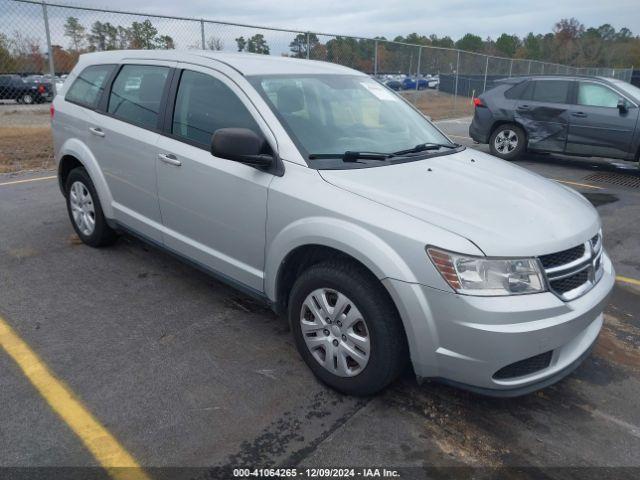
[158, 153, 182, 167]
[89, 126, 105, 137]
[516, 104, 530, 111]
[571, 111, 587, 118]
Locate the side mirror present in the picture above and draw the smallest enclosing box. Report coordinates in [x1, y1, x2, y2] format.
[617, 99, 628, 113]
[211, 128, 273, 168]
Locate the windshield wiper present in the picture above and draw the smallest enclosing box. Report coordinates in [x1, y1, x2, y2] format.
[308, 151, 391, 162]
[391, 142, 459, 156]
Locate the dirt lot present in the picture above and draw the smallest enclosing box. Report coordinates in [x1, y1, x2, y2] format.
[0, 102, 54, 174]
[400, 89, 474, 120]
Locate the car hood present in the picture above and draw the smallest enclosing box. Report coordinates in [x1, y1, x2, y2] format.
[319, 148, 600, 257]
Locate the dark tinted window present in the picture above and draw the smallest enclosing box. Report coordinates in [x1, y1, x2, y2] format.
[172, 70, 260, 146]
[504, 81, 530, 99]
[108, 65, 169, 129]
[531, 80, 571, 103]
[65, 64, 115, 108]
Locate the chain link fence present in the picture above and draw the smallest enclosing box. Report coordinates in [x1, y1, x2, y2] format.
[0, 0, 635, 121]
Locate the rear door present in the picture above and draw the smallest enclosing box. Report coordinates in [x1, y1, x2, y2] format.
[515, 79, 572, 152]
[565, 80, 638, 159]
[88, 61, 175, 242]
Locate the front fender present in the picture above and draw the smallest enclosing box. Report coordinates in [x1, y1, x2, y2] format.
[264, 216, 417, 302]
[57, 138, 114, 219]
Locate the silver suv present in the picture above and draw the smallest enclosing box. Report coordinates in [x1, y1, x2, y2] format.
[52, 50, 615, 396]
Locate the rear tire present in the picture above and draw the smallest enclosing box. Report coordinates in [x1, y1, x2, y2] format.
[288, 260, 408, 396]
[490, 124, 525, 160]
[21, 93, 34, 105]
[65, 167, 118, 247]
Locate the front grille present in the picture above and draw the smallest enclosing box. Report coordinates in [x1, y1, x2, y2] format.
[539, 244, 585, 269]
[539, 231, 603, 301]
[493, 351, 553, 380]
[549, 270, 589, 294]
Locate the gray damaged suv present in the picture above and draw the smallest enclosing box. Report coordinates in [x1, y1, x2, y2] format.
[469, 75, 640, 162]
[52, 51, 615, 396]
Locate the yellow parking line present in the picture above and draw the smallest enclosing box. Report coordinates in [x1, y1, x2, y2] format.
[554, 179, 603, 190]
[617, 275, 640, 287]
[0, 175, 57, 187]
[0, 314, 150, 480]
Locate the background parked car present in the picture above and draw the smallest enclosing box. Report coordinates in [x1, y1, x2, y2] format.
[0, 74, 54, 103]
[385, 79, 402, 91]
[469, 75, 640, 162]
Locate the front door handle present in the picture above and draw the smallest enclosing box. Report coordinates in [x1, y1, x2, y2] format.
[571, 111, 587, 118]
[516, 104, 530, 112]
[158, 153, 182, 167]
[89, 126, 105, 137]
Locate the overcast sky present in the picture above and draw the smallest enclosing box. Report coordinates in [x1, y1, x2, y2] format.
[73, 0, 640, 40]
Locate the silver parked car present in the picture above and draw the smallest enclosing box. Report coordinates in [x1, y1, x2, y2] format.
[52, 50, 615, 396]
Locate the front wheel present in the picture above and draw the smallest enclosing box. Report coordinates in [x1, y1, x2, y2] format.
[489, 124, 525, 160]
[288, 261, 408, 396]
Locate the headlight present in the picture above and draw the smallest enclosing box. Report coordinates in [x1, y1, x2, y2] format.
[427, 247, 546, 296]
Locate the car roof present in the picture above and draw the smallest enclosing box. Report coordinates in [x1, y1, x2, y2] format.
[77, 49, 365, 77]
[495, 75, 618, 84]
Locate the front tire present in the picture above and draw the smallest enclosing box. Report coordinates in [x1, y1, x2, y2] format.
[288, 261, 408, 396]
[65, 167, 118, 247]
[489, 124, 525, 160]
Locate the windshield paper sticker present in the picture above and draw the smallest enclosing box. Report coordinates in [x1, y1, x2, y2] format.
[361, 82, 399, 101]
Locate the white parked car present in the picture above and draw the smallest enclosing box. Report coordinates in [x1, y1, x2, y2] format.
[51, 50, 614, 396]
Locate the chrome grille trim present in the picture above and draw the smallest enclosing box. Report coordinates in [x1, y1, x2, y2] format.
[540, 231, 604, 302]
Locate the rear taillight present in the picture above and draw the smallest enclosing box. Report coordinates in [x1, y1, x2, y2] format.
[473, 97, 485, 108]
[38, 84, 46, 94]
[50, 104, 54, 119]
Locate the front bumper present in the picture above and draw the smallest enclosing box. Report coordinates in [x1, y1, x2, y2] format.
[383, 251, 615, 396]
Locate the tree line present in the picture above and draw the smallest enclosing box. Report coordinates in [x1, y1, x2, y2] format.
[1, 16, 638, 76]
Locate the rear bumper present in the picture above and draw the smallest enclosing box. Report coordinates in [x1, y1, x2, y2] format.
[468, 109, 493, 143]
[383, 251, 615, 396]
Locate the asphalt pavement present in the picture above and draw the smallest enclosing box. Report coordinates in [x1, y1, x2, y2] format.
[0, 118, 639, 478]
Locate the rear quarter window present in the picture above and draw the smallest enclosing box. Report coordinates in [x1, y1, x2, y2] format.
[504, 81, 530, 100]
[65, 64, 116, 109]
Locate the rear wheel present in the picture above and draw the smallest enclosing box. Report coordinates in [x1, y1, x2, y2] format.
[490, 124, 525, 160]
[288, 261, 408, 396]
[65, 167, 118, 247]
[21, 93, 34, 105]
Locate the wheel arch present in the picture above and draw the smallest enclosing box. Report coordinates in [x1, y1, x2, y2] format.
[56, 138, 114, 218]
[490, 120, 528, 147]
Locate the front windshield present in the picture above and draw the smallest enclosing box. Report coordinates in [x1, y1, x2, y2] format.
[248, 74, 456, 167]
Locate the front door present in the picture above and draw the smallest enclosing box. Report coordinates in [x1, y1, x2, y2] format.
[155, 66, 276, 293]
[566, 81, 639, 160]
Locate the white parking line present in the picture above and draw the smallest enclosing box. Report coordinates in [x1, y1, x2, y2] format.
[0, 175, 56, 187]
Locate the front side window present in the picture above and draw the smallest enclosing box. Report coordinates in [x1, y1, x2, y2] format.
[108, 65, 169, 129]
[249, 74, 455, 169]
[577, 82, 622, 108]
[66, 64, 115, 109]
[172, 70, 260, 146]
[531, 80, 571, 104]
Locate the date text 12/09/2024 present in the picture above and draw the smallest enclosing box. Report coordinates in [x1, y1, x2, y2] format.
[232, 468, 401, 478]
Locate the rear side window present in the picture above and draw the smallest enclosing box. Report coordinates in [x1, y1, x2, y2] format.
[504, 81, 530, 100]
[577, 82, 622, 108]
[172, 70, 260, 146]
[108, 65, 169, 130]
[65, 64, 115, 109]
[530, 80, 571, 104]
